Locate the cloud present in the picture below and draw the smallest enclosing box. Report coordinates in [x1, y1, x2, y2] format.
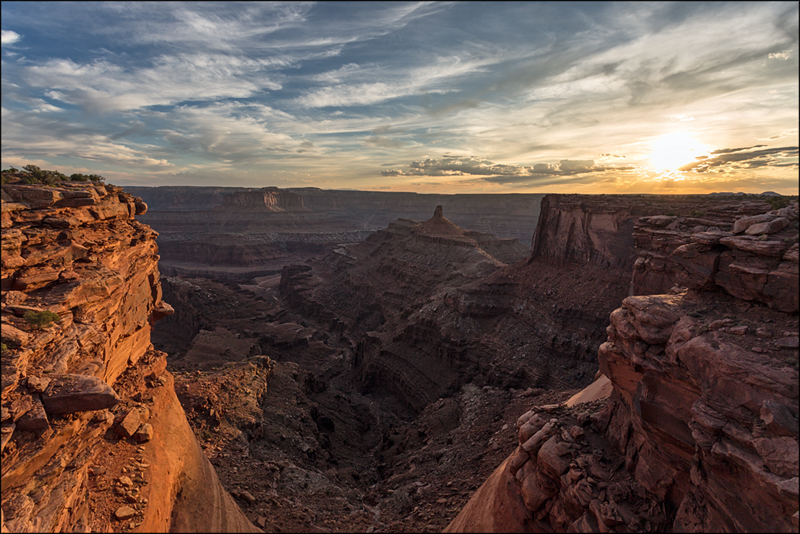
[24, 55, 284, 113]
[1, 107, 175, 171]
[294, 54, 505, 108]
[679, 146, 799, 173]
[312, 63, 362, 83]
[1, 2, 797, 193]
[380, 155, 635, 180]
[708, 145, 767, 155]
[1, 30, 20, 45]
[768, 51, 792, 60]
[362, 136, 406, 149]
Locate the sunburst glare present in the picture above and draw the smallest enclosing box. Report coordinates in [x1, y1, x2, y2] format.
[649, 133, 708, 172]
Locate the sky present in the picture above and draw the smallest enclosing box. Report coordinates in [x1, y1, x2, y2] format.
[1, 1, 798, 194]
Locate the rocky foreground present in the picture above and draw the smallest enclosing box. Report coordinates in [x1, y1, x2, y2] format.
[1, 182, 257, 532]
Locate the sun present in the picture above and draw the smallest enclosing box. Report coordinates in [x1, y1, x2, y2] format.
[649, 133, 707, 172]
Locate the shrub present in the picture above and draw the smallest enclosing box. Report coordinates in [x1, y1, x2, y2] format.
[10, 164, 105, 185]
[69, 172, 105, 183]
[689, 209, 705, 218]
[23, 310, 62, 330]
[767, 196, 790, 210]
[0, 343, 7, 355]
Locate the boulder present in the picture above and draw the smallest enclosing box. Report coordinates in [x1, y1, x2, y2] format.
[26, 376, 51, 394]
[744, 217, 789, 235]
[114, 506, 136, 520]
[41, 374, 121, 414]
[14, 396, 49, 432]
[116, 406, 150, 438]
[1, 324, 30, 348]
[732, 214, 775, 234]
[133, 423, 153, 443]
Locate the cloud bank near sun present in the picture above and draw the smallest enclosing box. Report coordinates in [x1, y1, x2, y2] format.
[1, 2, 798, 194]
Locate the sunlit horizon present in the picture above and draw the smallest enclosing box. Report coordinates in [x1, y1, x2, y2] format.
[2, 2, 798, 195]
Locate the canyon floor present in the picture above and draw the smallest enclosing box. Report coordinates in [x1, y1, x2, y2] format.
[155, 270, 580, 533]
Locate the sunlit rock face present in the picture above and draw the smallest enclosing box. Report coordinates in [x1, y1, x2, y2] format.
[1, 182, 257, 533]
[447, 197, 799, 533]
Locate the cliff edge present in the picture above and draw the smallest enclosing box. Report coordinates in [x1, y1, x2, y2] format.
[448, 197, 799, 532]
[1, 182, 258, 532]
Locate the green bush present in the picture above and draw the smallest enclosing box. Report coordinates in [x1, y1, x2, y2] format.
[3, 164, 105, 185]
[23, 310, 62, 330]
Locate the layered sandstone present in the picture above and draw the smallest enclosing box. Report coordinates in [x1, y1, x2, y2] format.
[448, 196, 799, 533]
[124, 186, 544, 281]
[632, 200, 798, 312]
[1, 182, 257, 532]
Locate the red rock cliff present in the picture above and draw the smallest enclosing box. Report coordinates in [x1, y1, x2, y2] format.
[447, 198, 799, 533]
[1, 182, 258, 532]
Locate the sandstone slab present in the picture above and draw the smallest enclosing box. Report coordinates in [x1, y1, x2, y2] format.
[41, 374, 121, 414]
[732, 213, 775, 234]
[719, 235, 789, 257]
[745, 217, 789, 235]
[1, 324, 30, 348]
[1, 423, 15, 452]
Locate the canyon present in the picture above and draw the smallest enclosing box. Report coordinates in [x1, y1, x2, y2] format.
[1, 181, 798, 533]
[124, 186, 544, 282]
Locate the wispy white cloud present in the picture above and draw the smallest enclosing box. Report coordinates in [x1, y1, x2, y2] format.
[24, 54, 284, 113]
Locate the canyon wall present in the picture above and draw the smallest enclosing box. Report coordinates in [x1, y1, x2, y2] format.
[448, 197, 799, 532]
[124, 187, 545, 281]
[1, 182, 257, 532]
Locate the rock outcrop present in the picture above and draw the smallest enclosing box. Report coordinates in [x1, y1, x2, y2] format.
[279, 207, 530, 412]
[447, 197, 799, 533]
[1, 182, 257, 532]
[632, 201, 798, 312]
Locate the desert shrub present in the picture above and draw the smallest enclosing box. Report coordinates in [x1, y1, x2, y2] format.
[23, 310, 62, 330]
[20, 165, 68, 185]
[767, 196, 790, 210]
[9, 164, 105, 185]
[68, 172, 105, 183]
[0, 343, 7, 355]
[689, 209, 705, 218]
